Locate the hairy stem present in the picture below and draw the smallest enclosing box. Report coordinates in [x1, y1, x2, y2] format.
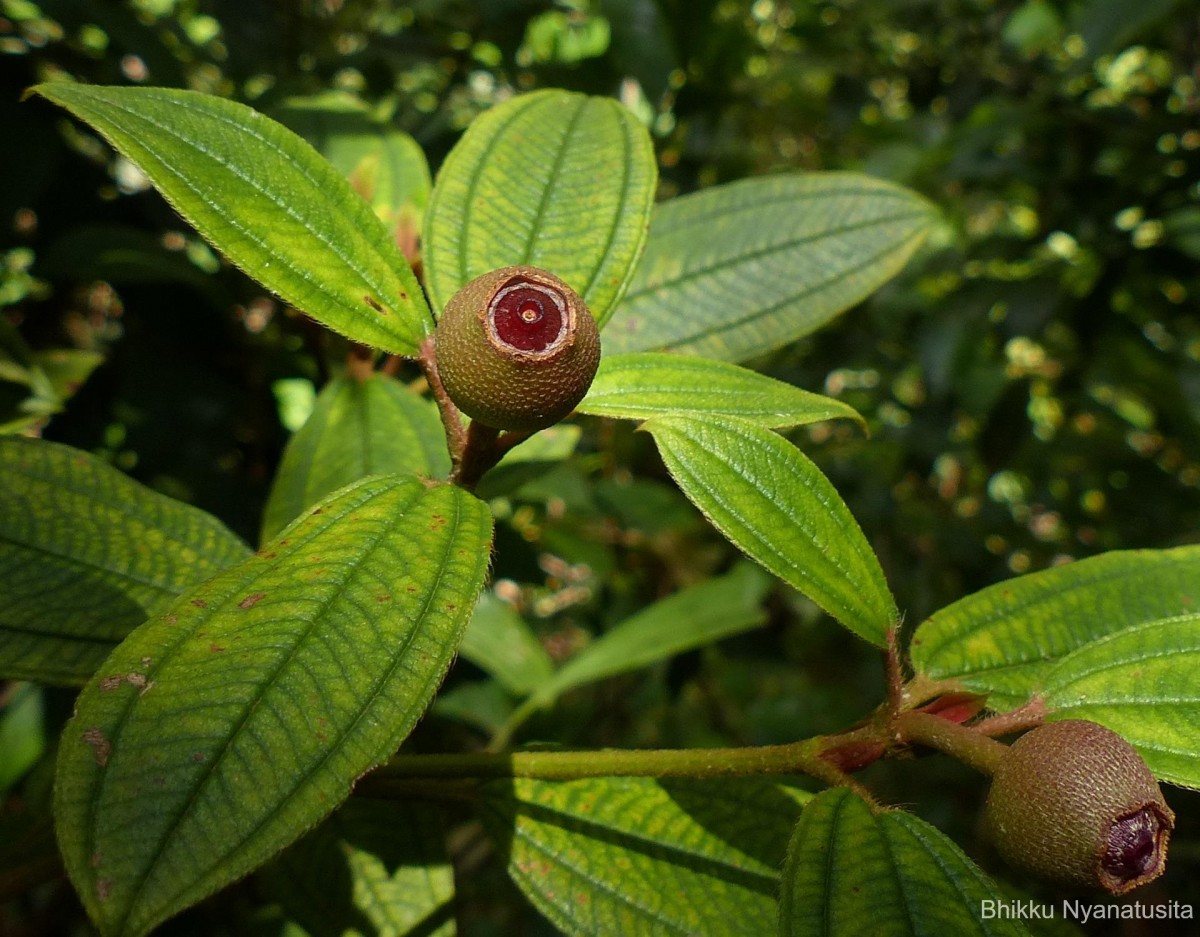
[373, 732, 881, 803]
[894, 710, 1008, 776]
[972, 696, 1047, 738]
[451, 420, 502, 489]
[418, 334, 467, 462]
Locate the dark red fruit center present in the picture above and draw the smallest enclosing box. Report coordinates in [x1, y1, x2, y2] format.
[1102, 807, 1164, 883]
[491, 283, 564, 352]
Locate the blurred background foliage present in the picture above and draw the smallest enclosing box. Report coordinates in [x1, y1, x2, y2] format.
[2, 1, 1199, 933]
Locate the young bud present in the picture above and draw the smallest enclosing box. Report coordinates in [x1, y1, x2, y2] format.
[983, 719, 1174, 894]
[434, 266, 600, 431]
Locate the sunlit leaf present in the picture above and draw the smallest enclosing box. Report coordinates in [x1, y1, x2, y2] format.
[0, 437, 249, 685]
[423, 89, 656, 323]
[781, 788, 1030, 937]
[55, 475, 492, 937]
[579, 352, 864, 429]
[603, 173, 934, 361]
[1041, 613, 1200, 788]
[910, 546, 1200, 710]
[644, 415, 898, 646]
[32, 83, 430, 355]
[273, 91, 432, 264]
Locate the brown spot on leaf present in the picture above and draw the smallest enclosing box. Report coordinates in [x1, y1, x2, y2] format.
[96, 879, 112, 901]
[83, 727, 110, 767]
[190, 598, 207, 608]
[239, 593, 266, 609]
[210, 644, 225, 653]
[193, 751, 207, 763]
[311, 507, 324, 515]
[376, 594, 392, 603]
[99, 672, 148, 693]
[363, 295, 387, 315]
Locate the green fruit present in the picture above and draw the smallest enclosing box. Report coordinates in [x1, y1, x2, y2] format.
[433, 266, 601, 431]
[983, 719, 1174, 894]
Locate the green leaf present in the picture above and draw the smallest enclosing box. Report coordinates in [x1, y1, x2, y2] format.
[54, 475, 492, 937]
[422, 89, 657, 323]
[432, 679, 516, 735]
[482, 776, 808, 936]
[0, 437, 250, 685]
[261, 373, 450, 542]
[909, 546, 1200, 710]
[262, 799, 455, 937]
[644, 415, 897, 646]
[1041, 613, 1200, 788]
[459, 592, 555, 696]
[273, 91, 432, 265]
[0, 683, 44, 794]
[579, 352, 865, 429]
[534, 563, 770, 705]
[781, 788, 1031, 937]
[31, 83, 430, 355]
[603, 173, 935, 361]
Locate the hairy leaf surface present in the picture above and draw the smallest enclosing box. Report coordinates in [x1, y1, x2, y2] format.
[483, 776, 808, 936]
[781, 788, 1030, 937]
[579, 352, 864, 429]
[910, 546, 1200, 709]
[32, 83, 429, 354]
[603, 173, 934, 360]
[55, 475, 492, 937]
[645, 415, 897, 646]
[423, 89, 656, 323]
[1042, 613, 1200, 788]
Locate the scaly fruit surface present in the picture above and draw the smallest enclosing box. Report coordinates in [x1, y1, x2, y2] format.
[983, 719, 1174, 894]
[434, 266, 600, 431]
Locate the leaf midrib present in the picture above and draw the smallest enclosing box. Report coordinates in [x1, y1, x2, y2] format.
[83, 480, 420, 933]
[623, 209, 927, 306]
[144, 486, 469, 932]
[59, 90, 418, 340]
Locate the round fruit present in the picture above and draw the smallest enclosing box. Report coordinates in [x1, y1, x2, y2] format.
[983, 719, 1174, 894]
[434, 266, 600, 431]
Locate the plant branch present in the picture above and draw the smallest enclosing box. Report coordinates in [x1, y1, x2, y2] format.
[893, 710, 1008, 776]
[374, 732, 882, 803]
[451, 420, 502, 489]
[418, 334, 467, 462]
[972, 696, 1047, 738]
